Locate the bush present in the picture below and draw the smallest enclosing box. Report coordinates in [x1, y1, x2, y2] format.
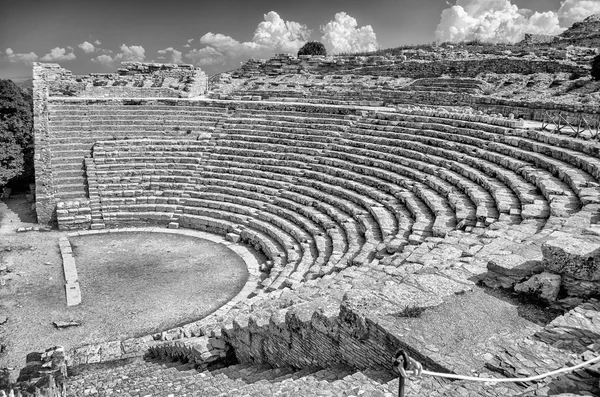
[592, 53, 600, 81]
[0, 80, 33, 189]
[297, 41, 327, 57]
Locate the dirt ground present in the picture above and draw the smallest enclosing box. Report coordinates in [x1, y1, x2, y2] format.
[0, 197, 248, 377]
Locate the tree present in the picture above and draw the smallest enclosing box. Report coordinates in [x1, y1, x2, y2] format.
[298, 41, 327, 57]
[0, 79, 33, 189]
[592, 52, 600, 81]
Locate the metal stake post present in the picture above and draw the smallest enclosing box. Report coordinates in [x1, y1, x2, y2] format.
[393, 350, 410, 397]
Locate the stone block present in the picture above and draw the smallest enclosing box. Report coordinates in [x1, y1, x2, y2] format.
[542, 234, 600, 281]
[65, 282, 82, 306]
[514, 272, 561, 302]
[226, 233, 241, 243]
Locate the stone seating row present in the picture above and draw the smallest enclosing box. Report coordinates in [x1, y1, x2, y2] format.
[201, 181, 356, 274]
[47, 141, 212, 202]
[351, 122, 571, 214]
[84, 98, 600, 289]
[201, 180, 359, 272]
[217, 111, 526, 217]
[91, 144, 380, 280]
[206, 148, 433, 256]
[206, 149, 403, 235]
[182, 206, 309, 290]
[91, 145, 346, 286]
[227, 112, 353, 127]
[213, 106, 588, 226]
[211, 135, 464, 238]
[200, 167, 376, 269]
[88, 106, 548, 241]
[48, 103, 230, 115]
[210, 134, 460, 241]
[369, 112, 598, 194]
[332, 138, 521, 218]
[355, 118, 589, 213]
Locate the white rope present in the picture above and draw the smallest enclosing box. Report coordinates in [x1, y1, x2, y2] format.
[399, 354, 600, 383]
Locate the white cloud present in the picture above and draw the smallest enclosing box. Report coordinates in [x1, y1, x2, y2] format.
[92, 54, 114, 66]
[435, 0, 599, 43]
[558, 0, 600, 26]
[91, 44, 145, 67]
[40, 47, 76, 62]
[157, 47, 182, 63]
[78, 41, 95, 53]
[184, 11, 310, 70]
[184, 46, 227, 66]
[187, 38, 194, 43]
[5, 47, 39, 64]
[94, 39, 101, 45]
[320, 12, 379, 54]
[119, 44, 145, 61]
[252, 11, 311, 53]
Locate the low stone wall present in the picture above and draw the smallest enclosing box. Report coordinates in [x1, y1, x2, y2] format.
[56, 200, 92, 231]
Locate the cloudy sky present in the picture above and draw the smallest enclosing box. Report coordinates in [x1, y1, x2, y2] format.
[1, 0, 599, 81]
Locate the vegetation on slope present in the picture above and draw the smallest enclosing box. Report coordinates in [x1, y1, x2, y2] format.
[298, 41, 327, 57]
[592, 52, 600, 81]
[0, 80, 33, 191]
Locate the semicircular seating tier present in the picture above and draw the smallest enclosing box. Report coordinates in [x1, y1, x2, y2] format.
[53, 99, 600, 293]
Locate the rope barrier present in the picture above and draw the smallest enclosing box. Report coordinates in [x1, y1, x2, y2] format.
[393, 350, 600, 397]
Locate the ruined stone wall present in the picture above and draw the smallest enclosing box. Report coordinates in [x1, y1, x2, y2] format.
[234, 53, 589, 79]
[214, 89, 600, 128]
[38, 62, 207, 99]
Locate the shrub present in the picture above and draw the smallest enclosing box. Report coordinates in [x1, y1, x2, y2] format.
[393, 305, 426, 318]
[592, 53, 600, 81]
[297, 41, 327, 57]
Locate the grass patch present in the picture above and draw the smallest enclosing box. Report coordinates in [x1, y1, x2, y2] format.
[391, 305, 427, 318]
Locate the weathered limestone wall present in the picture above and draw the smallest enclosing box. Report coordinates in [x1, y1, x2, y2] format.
[33, 63, 58, 224]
